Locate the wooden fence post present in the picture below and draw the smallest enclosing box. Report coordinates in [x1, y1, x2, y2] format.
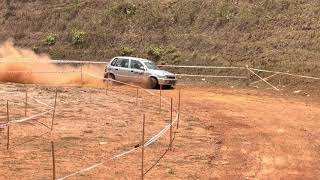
[80, 65, 83, 83]
[136, 88, 139, 105]
[51, 141, 56, 180]
[177, 89, 181, 129]
[6, 100, 10, 150]
[25, 89, 28, 117]
[106, 79, 109, 95]
[246, 65, 251, 86]
[169, 98, 173, 150]
[51, 88, 58, 131]
[159, 85, 162, 114]
[141, 114, 145, 180]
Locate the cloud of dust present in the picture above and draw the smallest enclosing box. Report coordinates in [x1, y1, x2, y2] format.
[0, 40, 106, 87]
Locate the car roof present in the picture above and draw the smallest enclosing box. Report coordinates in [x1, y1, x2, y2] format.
[113, 56, 153, 63]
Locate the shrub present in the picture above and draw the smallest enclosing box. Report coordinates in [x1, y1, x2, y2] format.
[117, 46, 135, 56]
[32, 46, 39, 53]
[44, 34, 56, 46]
[146, 46, 163, 61]
[165, 46, 177, 54]
[71, 29, 86, 44]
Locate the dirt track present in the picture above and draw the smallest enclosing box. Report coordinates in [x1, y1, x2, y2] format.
[0, 83, 319, 179]
[177, 87, 320, 179]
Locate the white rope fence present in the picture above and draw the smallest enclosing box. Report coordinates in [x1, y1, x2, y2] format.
[0, 91, 54, 127]
[176, 74, 247, 79]
[1, 59, 319, 81]
[58, 113, 179, 180]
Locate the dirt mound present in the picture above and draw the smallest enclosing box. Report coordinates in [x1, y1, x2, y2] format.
[0, 41, 105, 87]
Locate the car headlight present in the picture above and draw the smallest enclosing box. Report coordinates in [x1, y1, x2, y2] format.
[157, 74, 166, 78]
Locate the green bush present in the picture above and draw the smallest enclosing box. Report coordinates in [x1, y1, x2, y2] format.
[146, 46, 163, 61]
[165, 46, 177, 54]
[71, 29, 86, 44]
[32, 46, 39, 53]
[117, 46, 135, 56]
[44, 34, 56, 46]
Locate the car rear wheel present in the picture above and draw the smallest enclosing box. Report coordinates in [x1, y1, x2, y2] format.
[107, 73, 117, 84]
[147, 77, 159, 89]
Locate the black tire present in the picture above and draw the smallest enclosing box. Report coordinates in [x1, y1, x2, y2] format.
[107, 73, 117, 85]
[147, 77, 159, 89]
[108, 73, 115, 80]
[163, 85, 175, 89]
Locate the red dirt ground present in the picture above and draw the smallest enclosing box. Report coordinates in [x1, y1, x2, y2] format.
[0, 83, 320, 180]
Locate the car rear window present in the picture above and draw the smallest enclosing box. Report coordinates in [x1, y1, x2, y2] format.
[115, 58, 129, 68]
[110, 58, 118, 66]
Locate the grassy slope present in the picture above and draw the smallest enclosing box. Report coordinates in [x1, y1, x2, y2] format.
[0, 0, 320, 80]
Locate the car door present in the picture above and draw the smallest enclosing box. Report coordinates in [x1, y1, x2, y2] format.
[114, 58, 130, 82]
[130, 60, 145, 83]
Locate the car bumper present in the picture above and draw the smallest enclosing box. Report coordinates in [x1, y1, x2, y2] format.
[158, 78, 177, 86]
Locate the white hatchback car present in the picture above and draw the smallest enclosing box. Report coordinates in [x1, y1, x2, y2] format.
[104, 56, 177, 88]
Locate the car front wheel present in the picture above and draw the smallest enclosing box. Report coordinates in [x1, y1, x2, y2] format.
[147, 77, 159, 89]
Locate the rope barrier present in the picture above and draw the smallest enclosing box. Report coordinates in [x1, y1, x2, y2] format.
[249, 67, 320, 80]
[0, 90, 53, 109]
[158, 64, 245, 69]
[0, 73, 179, 179]
[1, 59, 319, 80]
[250, 73, 279, 85]
[247, 67, 280, 91]
[30, 97, 54, 109]
[7, 109, 53, 125]
[176, 74, 247, 79]
[58, 113, 179, 180]
[0, 90, 54, 126]
[158, 64, 320, 80]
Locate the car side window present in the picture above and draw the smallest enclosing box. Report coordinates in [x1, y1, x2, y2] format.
[110, 58, 118, 66]
[131, 60, 144, 70]
[115, 58, 129, 68]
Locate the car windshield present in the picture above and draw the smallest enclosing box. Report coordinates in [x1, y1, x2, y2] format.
[144, 61, 159, 70]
